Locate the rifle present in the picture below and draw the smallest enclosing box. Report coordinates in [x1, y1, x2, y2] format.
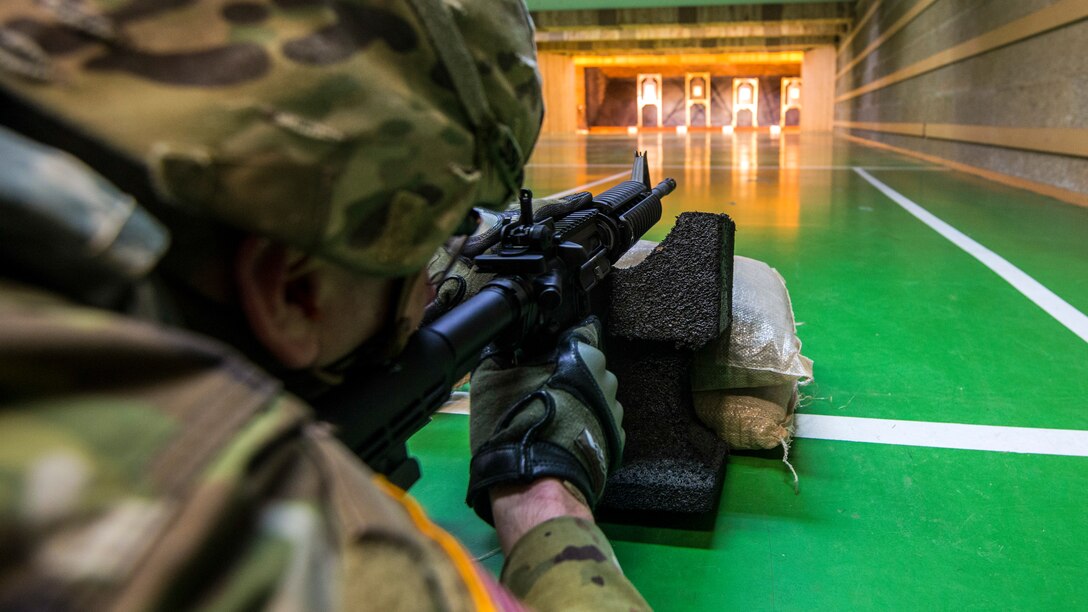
[314, 152, 676, 489]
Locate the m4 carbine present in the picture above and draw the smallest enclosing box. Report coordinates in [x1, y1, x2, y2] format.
[315, 153, 676, 489]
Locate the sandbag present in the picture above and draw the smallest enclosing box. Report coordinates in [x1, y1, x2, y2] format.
[692, 256, 812, 391]
[690, 256, 812, 451]
[693, 384, 796, 450]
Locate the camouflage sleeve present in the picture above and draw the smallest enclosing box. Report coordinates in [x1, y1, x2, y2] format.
[501, 517, 651, 611]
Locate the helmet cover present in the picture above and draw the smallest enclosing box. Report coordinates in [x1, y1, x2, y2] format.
[0, 0, 544, 277]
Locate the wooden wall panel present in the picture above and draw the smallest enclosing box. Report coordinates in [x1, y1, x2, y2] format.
[538, 53, 577, 134]
[926, 124, 1088, 159]
[834, 122, 1088, 159]
[801, 45, 835, 132]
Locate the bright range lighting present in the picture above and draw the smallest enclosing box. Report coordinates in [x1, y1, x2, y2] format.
[770, 124, 782, 136]
[627, 126, 639, 135]
[789, 85, 801, 100]
[641, 78, 658, 102]
[692, 84, 703, 98]
[738, 85, 752, 103]
[676, 125, 688, 135]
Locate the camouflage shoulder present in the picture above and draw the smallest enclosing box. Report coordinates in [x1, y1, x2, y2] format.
[0, 287, 291, 608]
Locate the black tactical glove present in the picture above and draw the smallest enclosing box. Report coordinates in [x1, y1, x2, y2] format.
[466, 316, 625, 524]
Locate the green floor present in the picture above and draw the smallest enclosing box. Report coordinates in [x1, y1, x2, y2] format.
[408, 133, 1088, 610]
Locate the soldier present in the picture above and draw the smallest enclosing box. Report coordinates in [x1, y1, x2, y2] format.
[0, 0, 649, 609]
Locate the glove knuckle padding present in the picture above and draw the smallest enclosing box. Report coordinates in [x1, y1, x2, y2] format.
[546, 337, 624, 473]
[469, 366, 548, 454]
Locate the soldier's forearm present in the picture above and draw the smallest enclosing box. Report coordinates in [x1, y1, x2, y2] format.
[496, 505, 652, 611]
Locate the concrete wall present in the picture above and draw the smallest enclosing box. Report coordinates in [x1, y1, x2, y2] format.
[834, 0, 1088, 204]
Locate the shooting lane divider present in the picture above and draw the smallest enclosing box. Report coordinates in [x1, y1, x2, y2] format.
[795, 415, 1088, 457]
[436, 407, 1088, 457]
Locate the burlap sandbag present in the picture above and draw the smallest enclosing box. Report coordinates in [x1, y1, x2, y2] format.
[691, 256, 813, 450]
[692, 256, 812, 392]
[693, 384, 797, 450]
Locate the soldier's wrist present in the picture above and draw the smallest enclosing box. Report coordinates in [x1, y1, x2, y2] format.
[490, 477, 594, 555]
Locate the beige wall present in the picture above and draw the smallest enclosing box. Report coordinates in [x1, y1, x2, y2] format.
[538, 53, 578, 134]
[801, 46, 835, 132]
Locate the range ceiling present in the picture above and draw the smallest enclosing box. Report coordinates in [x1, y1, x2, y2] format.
[530, 1, 854, 54]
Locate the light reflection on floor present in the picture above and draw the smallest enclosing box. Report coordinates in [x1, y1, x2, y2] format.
[524, 132, 923, 243]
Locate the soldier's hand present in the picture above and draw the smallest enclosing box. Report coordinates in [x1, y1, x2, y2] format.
[466, 316, 625, 523]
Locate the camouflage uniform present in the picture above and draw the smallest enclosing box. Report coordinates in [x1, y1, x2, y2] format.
[0, 0, 649, 609]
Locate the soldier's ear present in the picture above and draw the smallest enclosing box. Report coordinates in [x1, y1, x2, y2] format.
[234, 236, 321, 369]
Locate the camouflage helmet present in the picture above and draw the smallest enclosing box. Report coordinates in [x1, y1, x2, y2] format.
[0, 0, 543, 277]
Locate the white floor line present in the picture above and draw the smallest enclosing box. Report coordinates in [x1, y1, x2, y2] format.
[436, 406, 1088, 457]
[527, 163, 631, 169]
[656, 165, 949, 172]
[438, 392, 470, 415]
[854, 167, 1088, 343]
[795, 414, 1088, 457]
[438, 403, 469, 415]
[542, 170, 630, 199]
[528, 163, 949, 172]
